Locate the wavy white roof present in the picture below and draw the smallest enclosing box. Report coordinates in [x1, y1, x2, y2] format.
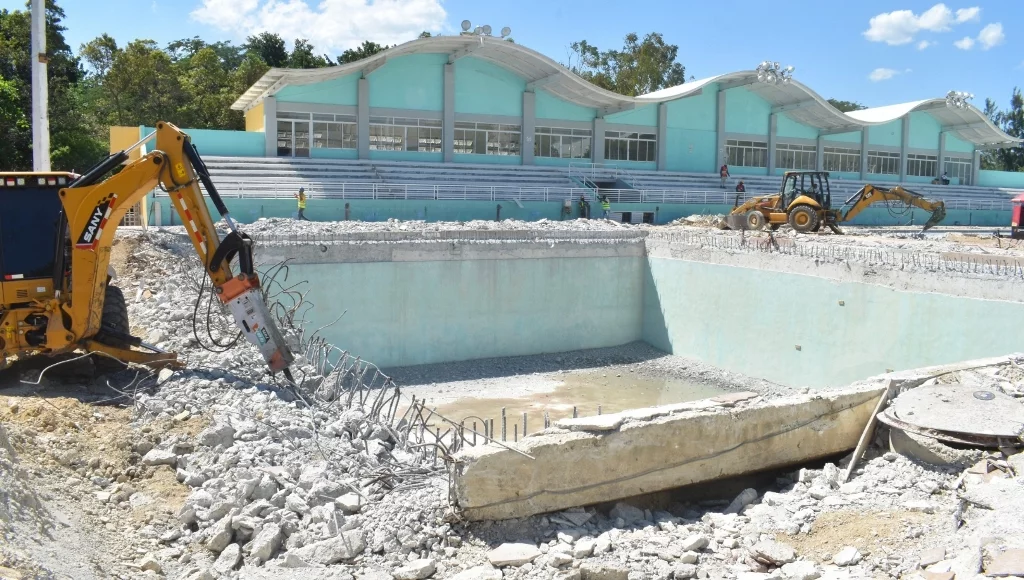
[232, 36, 1019, 147]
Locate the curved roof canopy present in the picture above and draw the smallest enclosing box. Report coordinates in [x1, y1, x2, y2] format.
[232, 36, 1020, 148]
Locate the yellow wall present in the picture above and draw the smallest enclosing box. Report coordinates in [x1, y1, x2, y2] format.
[109, 126, 142, 162]
[245, 102, 265, 132]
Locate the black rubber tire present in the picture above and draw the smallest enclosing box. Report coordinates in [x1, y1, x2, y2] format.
[788, 205, 819, 233]
[97, 284, 131, 348]
[745, 211, 766, 230]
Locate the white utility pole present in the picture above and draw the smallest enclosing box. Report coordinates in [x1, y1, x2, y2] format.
[31, 0, 50, 171]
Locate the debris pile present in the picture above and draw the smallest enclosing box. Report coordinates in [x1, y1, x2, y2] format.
[0, 225, 1022, 580]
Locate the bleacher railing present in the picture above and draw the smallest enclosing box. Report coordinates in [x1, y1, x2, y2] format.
[168, 181, 1016, 211]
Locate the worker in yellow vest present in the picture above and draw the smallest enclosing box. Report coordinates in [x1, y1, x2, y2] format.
[294, 187, 310, 221]
[600, 194, 611, 219]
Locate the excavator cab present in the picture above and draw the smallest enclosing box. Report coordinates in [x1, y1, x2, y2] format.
[780, 171, 831, 210]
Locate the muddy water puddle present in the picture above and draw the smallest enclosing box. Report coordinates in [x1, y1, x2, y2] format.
[421, 371, 726, 436]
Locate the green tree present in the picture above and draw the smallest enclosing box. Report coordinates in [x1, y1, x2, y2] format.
[288, 38, 332, 69]
[989, 88, 1024, 172]
[0, 0, 103, 171]
[99, 39, 183, 126]
[243, 32, 288, 67]
[338, 40, 389, 64]
[176, 46, 237, 129]
[827, 99, 866, 113]
[567, 33, 685, 96]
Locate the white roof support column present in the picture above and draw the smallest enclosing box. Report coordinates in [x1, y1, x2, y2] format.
[592, 118, 606, 164]
[937, 132, 946, 180]
[899, 115, 910, 182]
[972, 150, 981, 186]
[443, 63, 454, 163]
[31, 0, 49, 171]
[522, 91, 536, 166]
[815, 135, 824, 171]
[263, 97, 277, 157]
[715, 89, 726, 168]
[767, 113, 777, 175]
[859, 130, 869, 181]
[656, 102, 667, 171]
[357, 78, 369, 160]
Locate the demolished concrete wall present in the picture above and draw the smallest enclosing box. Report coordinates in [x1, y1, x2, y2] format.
[451, 354, 1022, 521]
[452, 387, 884, 521]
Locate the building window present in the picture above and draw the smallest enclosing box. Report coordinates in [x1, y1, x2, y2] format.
[605, 131, 656, 162]
[822, 146, 861, 173]
[867, 150, 901, 175]
[369, 116, 442, 152]
[944, 156, 973, 184]
[725, 139, 767, 168]
[312, 113, 357, 150]
[907, 153, 938, 177]
[776, 143, 817, 170]
[535, 127, 592, 159]
[454, 122, 521, 155]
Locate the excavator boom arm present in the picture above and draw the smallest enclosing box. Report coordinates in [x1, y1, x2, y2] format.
[58, 122, 294, 373]
[839, 185, 946, 231]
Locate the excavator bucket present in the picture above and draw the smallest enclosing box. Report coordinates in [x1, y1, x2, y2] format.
[723, 214, 748, 230]
[922, 203, 947, 232]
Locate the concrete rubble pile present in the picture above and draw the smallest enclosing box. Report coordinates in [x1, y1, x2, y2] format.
[241, 217, 636, 238]
[2, 225, 1022, 580]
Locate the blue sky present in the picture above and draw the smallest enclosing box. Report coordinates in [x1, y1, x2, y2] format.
[5, 0, 1022, 109]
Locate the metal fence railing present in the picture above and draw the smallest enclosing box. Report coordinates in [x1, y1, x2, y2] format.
[163, 179, 1017, 211]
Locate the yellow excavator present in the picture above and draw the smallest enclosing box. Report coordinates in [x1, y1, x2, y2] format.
[0, 122, 294, 376]
[722, 171, 947, 234]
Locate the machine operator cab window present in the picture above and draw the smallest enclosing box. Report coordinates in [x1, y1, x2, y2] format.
[781, 172, 832, 209]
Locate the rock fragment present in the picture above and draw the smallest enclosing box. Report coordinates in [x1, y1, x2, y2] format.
[487, 543, 541, 567]
[833, 547, 862, 567]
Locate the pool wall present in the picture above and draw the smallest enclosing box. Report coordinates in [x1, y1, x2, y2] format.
[260, 232, 1024, 386]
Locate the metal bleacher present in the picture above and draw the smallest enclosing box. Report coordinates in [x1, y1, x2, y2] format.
[195, 156, 1021, 210]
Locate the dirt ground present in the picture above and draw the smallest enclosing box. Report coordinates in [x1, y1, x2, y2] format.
[779, 510, 939, 564]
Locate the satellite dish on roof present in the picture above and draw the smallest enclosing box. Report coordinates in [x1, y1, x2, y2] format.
[501, 26, 511, 38]
[482, 24, 492, 35]
[473, 26, 482, 34]
[461, 20, 472, 31]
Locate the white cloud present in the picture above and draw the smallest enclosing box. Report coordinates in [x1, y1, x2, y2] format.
[954, 36, 976, 49]
[955, 7, 980, 22]
[978, 23, 1005, 49]
[869, 68, 899, 82]
[917, 40, 933, 50]
[863, 3, 981, 45]
[190, 0, 447, 54]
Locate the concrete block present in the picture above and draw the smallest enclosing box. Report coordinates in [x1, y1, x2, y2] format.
[453, 386, 883, 520]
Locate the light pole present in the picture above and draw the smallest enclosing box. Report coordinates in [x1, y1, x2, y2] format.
[755, 61, 795, 85]
[31, 0, 50, 171]
[945, 90, 974, 110]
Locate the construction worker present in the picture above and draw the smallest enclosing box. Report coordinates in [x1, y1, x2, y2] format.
[600, 194, 611, 218]
[294, 187, 310, 221]
[578, 195, 590, 219]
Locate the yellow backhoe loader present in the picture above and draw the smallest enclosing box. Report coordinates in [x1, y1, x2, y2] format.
[722, 171, 947, 234]
[0, 122, 294, 376]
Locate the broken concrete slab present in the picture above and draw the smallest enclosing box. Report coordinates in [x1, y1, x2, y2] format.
[554, 414, 623, 432]
[579, 562, 629, 580]
[919, 547, 946, 567]
[986, 549, 1024, 577]
[486, 543, 540, 567]
[453, 386, 883, 520]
